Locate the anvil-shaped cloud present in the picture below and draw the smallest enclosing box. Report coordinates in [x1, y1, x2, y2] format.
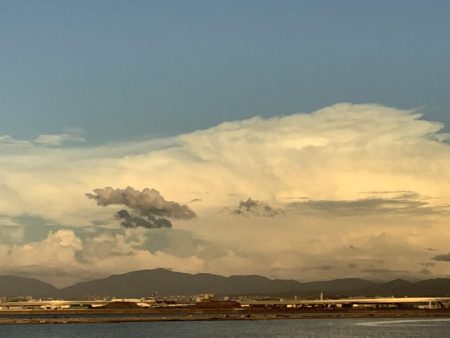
[1, 103, 450, 286]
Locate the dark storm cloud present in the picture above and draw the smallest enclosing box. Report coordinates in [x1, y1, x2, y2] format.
[86, 186, 196, 219]
[432, 253, 450, 262]
[115, 209, 171, 229]
[227, 198, 284, 217]
[86, 187, 196, 229]
[285, 192, 449, 217]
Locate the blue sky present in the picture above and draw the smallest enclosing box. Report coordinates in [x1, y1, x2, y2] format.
[1, 0, 449, 144]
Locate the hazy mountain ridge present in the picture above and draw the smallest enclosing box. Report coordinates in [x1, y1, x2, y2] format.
[60, 269, 301, 298]
[1, 269, 450, 298]
[0, 276, 59, 298]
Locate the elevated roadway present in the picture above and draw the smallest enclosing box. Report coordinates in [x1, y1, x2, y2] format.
[242, 297, 450, 308]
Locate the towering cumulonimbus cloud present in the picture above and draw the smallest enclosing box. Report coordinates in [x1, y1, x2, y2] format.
[3, 103, 450, 284]
[86, 187, 196, 228]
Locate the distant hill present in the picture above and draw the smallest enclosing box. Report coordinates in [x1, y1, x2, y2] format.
[275, 278, 450, 298]
[359, 278, 450, 298]
[57, 270, 450, 298]
[1, 269, 450, 299]
[294, 278, 377, 295]
[59, 269, 301, 298]
[0, 276, 58, 298]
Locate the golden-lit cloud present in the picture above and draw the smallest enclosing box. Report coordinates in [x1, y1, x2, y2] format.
[1, 103, 450, 285]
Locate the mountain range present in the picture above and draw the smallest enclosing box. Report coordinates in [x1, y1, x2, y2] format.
[1, 269, 450, 299]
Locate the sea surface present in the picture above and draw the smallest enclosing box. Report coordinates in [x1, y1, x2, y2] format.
[0, 318, 449, 337]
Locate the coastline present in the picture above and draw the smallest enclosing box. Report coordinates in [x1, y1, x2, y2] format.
[1, 309, 450, 325]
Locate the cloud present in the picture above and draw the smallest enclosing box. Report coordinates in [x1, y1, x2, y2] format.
[302, 264, 333, 271]
[34, 132, 86, 146]
[432, 253, 450, 262]
[285, 192, 449, 217]
[0, 230, 83, 286]
[1, 103, 450, 283]
[1, 128, 86, 149]
[227, 198, 284, 217]
[115, 209, 171, 228]
[0, 228, 205, 287]
[0, 135, 29, 145]
[361, 268, 410, 275]
[86, 187, 196, 229]
[0, 226, 24, 244]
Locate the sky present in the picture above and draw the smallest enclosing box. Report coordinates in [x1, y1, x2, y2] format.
[1, 1, 450, 287]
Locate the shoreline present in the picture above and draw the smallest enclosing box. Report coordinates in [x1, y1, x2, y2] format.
[1, 309, 450, 325]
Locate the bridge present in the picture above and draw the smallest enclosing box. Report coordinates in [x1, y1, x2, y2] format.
[242, 297, 450, 309]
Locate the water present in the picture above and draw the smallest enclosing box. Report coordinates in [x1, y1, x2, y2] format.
[0, 318, 449, 337]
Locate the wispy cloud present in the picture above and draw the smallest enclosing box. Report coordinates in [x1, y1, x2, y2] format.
[34, 131, 86, 146]
[1, 128, 86, 148]
[285, 192, 449, 217]
[0, 134, 29, 145]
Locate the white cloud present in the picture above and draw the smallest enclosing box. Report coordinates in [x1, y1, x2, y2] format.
[34, 132, 86, 146]
[0, 228, 204, 287]
[0, 128, 86, 149]
[0, 134, 29, 145]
